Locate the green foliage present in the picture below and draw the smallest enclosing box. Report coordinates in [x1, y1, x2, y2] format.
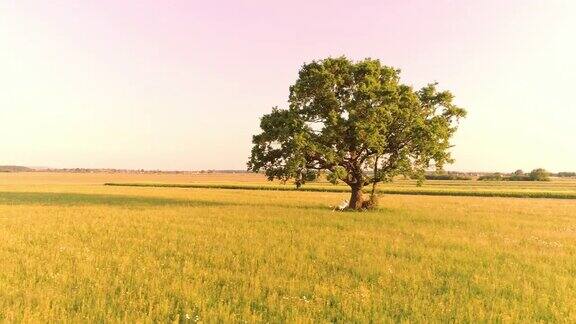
[480, 169, 551, 182]
[326, 166, 348, 185]
[557, 172, 576, 178]
[295, 169, 320, 188]
[424, 174, 472, 180]
[248, 57, 466, 208]
[529, 168, 550, 181]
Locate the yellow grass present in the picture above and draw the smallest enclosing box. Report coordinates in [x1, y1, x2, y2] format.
[1, 172, 575, 321]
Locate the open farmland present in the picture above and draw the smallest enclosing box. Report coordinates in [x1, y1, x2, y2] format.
[1, 172, 576, 321]
[104, 172, 576, 199]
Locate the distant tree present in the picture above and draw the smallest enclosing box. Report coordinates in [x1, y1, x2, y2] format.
[529, 168, 550, 181]
[508, 169, 528, 181]
[248, 57, 466, 210]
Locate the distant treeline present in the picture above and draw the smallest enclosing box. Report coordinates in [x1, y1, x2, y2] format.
[424, 174, 473, 180]
[0, 166, 251, 174]
[479, 169, 550, 181]
[0, 165, 574, 179]
[0, 165, 33, 172]
[50, 168, 251, 174]
[422, 168, 576, 181]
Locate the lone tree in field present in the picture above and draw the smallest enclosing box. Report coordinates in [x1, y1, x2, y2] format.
[248, 57, 466, 210]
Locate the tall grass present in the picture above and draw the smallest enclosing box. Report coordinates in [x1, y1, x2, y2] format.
[1, 174, 576, 321]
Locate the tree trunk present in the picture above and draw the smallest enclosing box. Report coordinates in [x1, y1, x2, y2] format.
[348, 184, 364, 210]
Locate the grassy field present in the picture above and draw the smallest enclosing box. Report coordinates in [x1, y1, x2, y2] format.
[104, 172, 576, 199]
[1, 172, 576, 321]
[105, 182, 576, 199]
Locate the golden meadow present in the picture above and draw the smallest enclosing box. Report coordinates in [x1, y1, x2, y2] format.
[1, 172, 575, 322]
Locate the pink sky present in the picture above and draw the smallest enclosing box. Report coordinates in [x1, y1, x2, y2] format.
[1, 0, 575, 171]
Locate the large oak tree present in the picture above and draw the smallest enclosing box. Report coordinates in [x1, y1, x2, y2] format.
[248, 57, 466, 210]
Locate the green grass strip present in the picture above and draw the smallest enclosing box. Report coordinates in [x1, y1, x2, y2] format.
[104, 183, 576, 200]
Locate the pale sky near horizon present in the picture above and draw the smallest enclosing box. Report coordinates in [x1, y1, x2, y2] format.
[1, 0, 575, 172]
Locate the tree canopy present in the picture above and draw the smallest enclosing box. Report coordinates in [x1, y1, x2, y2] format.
[529, 168, 550, 181]
[248, 57, 466, 209]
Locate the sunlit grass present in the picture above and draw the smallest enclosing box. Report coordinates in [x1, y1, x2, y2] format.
[0, 173, 576, 321]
